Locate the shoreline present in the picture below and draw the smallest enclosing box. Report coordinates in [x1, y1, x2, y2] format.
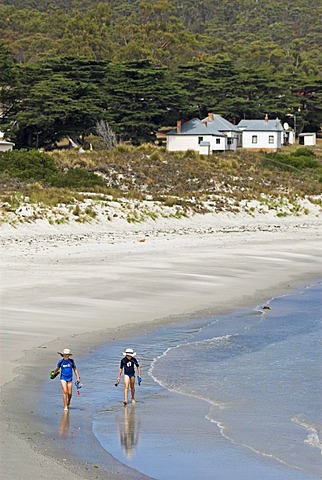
[1, 213, 321, 479]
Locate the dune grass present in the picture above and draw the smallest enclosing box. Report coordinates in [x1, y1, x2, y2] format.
[0, 145, 321, 223]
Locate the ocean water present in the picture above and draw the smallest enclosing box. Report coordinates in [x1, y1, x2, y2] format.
[41, 282, 322, 479]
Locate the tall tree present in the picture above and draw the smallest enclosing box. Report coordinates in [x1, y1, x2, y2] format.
[0, 42, 16, 125]
[101, 60, 187, 143]
[5, 56, 107, 147]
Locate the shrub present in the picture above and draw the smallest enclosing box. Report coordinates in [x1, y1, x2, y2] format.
[50, 168, 106, 189]
[0, 149, 58, 182]
[149, 151, 160, 161]
[293, 147, 315, 157]
[263, 151, 321, 172]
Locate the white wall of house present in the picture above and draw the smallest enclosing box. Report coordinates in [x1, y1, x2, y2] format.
[210, 136, 226, 151]
[242, 131, 282, 151]
[167, 134, 225, 152]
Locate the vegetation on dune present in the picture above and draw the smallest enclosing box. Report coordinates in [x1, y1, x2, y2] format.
[0, 1, 321, 227]
[0, 147, 321, 216]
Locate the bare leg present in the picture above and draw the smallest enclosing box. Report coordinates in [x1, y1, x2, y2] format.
[66, 381, 73, 407]
[60, 380, 69, 410]
[130, 376, 136, 403]
[123, 375, 130, 404]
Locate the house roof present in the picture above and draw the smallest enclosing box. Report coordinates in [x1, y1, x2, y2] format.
[0, 140, 15, 145]
[238, 118, 283, 132]
[167, 118, 226, 137]
[202, 114, 240, 133]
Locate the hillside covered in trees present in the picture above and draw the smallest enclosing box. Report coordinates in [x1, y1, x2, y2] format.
[0, 0, 321, 148]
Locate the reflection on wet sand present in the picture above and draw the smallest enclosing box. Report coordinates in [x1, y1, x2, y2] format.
[117, 403, 141, 459]
[58, 411, 70, 438]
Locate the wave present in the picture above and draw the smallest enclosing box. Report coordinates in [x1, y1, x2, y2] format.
[293, 415, 322, 454]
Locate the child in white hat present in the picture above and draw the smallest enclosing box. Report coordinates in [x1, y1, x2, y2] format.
[51, 348, 81, 411]
[116, 348, 142, 405]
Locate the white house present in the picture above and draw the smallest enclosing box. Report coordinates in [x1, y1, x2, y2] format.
[238, 116, 284, 152]
[202, 112, 241, 151]
[166, 118, 227, 154]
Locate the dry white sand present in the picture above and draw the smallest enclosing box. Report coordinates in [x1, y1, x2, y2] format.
[0, 211, 321, 479]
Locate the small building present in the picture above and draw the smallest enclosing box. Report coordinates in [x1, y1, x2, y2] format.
[199, 141, 211, 155]
[298, 133, 316, 146]
[166, 118, 226, 154]
[238, 115, 284, 152]
[0, 140, 14, 152]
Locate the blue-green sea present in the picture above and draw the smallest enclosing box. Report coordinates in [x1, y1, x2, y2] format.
[41, 281, 322, 479]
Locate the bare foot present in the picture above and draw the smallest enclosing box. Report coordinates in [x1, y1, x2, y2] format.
[131, 398, 136, 403]
[64, 407, 68, 411]
[123, 401, 127, 405]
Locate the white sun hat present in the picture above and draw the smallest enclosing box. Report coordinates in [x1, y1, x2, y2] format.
[58, 348, 73, 356]
[123, 348, 136, 356]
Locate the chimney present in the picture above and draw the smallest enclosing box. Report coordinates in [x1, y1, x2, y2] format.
[177, 120, 182, 133]
[208, 112, 214, 122]
[264, 114, 269, 122]
[202, 120, 207, 127]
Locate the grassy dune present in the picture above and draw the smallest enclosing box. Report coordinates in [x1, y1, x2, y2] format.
[0, 144, 321, 226]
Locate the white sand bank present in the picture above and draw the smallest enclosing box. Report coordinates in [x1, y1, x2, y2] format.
[0, 211, 321, 479]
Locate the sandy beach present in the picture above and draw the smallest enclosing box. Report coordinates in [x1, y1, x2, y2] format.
[0, 211, 321, 480]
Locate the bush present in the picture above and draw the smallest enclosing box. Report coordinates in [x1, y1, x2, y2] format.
[0, 149, 58, 182]
[293, 147, 315, 157]
[263, 150, 321, 172]
[50, 168, 106, 189]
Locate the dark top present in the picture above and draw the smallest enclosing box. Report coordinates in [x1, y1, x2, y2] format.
[120, 356, 139, 376]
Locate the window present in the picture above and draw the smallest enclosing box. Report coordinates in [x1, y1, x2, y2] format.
[216, 138, 221, 144]
[252, 135, 257, 144]
[269, 135, 274, 144]
[198, 137, 203, 144]
[227, 138, 232, 145]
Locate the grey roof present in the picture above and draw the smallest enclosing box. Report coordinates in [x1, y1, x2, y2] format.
[238, 118, 283, 132]
[202, 114, 240, 133]
[298, 132, 316, 136]
[167, 118, 225, 137]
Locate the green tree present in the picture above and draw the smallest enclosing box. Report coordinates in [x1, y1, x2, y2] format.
[61, 4, 114, 60]
[0, 42, 16, 124]
[101, 60, 187, 143]
[6, 56, 107, 148]
[112, 0, 200, 66]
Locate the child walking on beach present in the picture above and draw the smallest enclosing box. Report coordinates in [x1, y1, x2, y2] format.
[116, 348, 142, 405]
[51, 348, 81, 411]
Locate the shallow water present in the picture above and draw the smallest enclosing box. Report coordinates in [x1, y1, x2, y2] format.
[41, 281, 322, 479]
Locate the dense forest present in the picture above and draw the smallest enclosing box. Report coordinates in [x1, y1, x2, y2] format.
[0, 0, 321, 148]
